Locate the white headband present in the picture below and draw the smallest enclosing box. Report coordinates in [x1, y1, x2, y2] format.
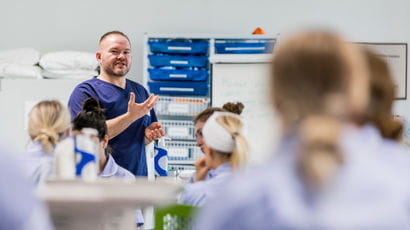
[202, 111, 244, 153]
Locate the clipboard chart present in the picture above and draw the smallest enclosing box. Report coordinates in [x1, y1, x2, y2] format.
[357, 42, 408, 100]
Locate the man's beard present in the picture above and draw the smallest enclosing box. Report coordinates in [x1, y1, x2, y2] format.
[103, 65, 130, 77]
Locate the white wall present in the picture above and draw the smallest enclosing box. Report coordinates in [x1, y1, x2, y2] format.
[1, 0, 409, 81]
[1, 0, 410, 152]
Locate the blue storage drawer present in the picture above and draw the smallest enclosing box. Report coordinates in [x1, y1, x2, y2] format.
[148, 55, 209, 68]
[215, 39, 275, 54]
[148, 68, 208, 81]
[148, 40, 209, 54]
[148, 81, 209, 96]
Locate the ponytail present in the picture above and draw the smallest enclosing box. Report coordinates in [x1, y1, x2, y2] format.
[34, 129, 59, 152]
[299, 115, 343, 188]
[72, 97, 107, 140]
[28, 100, 70, 152]
[215, 116, 248, 169]
[230, 133, 248, 168]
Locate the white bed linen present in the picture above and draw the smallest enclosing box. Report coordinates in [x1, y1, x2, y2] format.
[0, 48, 40, 65]
[39, 51, 98, 71]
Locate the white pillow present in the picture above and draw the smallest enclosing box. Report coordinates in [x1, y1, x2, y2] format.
[3, 64, 42, 79]
[0, 48, 40, 65]
[40, 51, 98, 71]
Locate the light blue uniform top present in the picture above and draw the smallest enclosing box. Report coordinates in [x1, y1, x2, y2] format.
[195, 125, 410, 230]
[21, 141, 53, 186]
[1, 145, 53, 230]
[179, 163, 232, 206]
[188, 169, 215, 184]
[21, 142, 137, 185]
[99, 154, 136, 178]
[22, 143, 144, 227]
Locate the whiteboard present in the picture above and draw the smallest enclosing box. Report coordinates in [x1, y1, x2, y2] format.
[211, 63, 280, 165]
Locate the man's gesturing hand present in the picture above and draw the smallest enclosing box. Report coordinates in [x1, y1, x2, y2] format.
[127, 92, 159, 121]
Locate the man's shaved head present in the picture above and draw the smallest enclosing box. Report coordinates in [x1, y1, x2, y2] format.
[99, 31, 130, 45]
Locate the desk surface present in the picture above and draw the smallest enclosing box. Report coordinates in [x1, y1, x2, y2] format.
[38, 178, 182, 230]
[38, 178, 181, 207]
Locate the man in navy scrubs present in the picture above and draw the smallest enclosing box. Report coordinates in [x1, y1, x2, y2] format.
[68, 31, 165, 176]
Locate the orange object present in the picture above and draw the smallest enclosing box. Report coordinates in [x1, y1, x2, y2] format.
[252, 27, 266, 35]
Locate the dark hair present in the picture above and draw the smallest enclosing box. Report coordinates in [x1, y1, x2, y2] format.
[222, 102, 244, 115]
[193, 102, 245, 124]
[99, 30, 130, 44]
[363, 48, 403, 141]
[72, 97, 107, 140]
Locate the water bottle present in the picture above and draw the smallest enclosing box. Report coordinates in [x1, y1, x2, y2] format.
[154, 137, 168, 176]
[54, 128, 99, 180]
[74, 128, 99, 181]
[54, 136, 76, 179]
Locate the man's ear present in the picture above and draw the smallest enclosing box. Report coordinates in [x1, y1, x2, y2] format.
[96, 51, 102, 63]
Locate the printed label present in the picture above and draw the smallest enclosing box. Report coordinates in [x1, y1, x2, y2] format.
[169, 74, 188, 78]
[168, 147, 189, 158]
[168, 103, 189, 114]
[225, 47, 265, 51]
[160, 87, 194, 92]
[170, 60, 188, 65]
[168, 127, 190, 137]
[168, 46, 192, 51]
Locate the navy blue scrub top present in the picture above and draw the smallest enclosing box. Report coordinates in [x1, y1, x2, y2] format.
[68, 77, 158, 176]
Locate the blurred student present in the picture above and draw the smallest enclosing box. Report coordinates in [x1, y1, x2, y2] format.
[362, 48, 403, 141]
[0, 148, 54, 230]
[21, 100, 70, 186]
[70, 97, 136, 178]
[179, 111, 248, 206]
[356, 48, 410, 174]
[191, 102, 244, 182]
[196, 31, 410, 229]
[69, 97, 144, 227]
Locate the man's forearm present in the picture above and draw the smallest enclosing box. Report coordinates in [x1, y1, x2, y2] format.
[106, 112, 135, 140]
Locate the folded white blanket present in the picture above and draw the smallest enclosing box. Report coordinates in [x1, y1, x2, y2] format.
[42, 69, 97, 79]
[0, 48, 40, 65]
[2, 64, 42, 79]
[40, 51, 98, 71]
[0, 63, 8, 76]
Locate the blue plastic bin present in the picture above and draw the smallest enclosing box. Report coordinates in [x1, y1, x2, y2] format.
[148, 68, 208, 82]
[215, 39, 275, 54]
[148, 40, 209, 54]
[148, 55, 209, 68]
[148, 81, 209, 96]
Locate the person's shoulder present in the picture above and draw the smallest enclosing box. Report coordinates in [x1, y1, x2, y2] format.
[71, 77, 99, 91]
[186, 179, 208, 191]
[194, 167, 274, 229]
[126, 79, 147, 90]
[107, 155, 135, 179]
[180, 181, 208, 206]
[214, 164, 278, 204]
[376, 140, 410, 175]
[116, 165, 135, 179]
